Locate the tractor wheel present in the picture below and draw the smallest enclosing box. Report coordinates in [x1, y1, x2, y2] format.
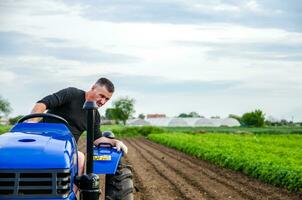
[105, 163, 134, 200]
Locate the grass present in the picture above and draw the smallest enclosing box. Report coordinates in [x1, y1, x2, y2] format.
[0, 125, 11, 134]
[148, 133, 302, 192]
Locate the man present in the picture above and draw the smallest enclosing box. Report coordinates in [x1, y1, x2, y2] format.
[29, 77, 128, 179]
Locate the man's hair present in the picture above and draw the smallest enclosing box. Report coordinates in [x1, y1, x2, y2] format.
[95, 77, 115, 93]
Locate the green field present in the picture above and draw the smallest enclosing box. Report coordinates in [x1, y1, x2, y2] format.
[148, 133, 302, 192]
[104, 125, 302, 137]
[0, 125, 11, 134]
[102, 125, 302, 135]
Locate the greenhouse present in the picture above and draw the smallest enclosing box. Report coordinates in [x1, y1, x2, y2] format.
[182, 118, 200, 126]
[127, 117, 240, 127]
[145, 118, 190, 127]
[167, 118, 188, 127]
[220, 118, 241, 126]
[127, 119, 151, 126]
[194, 118, 215, 127]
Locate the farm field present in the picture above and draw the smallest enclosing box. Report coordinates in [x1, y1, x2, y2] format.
[148, 133, 302, 192]
[78, 137, 302, 200]
[1, 124, 302, 199]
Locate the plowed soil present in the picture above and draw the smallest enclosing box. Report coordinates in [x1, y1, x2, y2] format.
[78, 137, 302, 200]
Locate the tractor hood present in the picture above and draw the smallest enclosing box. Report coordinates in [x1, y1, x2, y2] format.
[0, 123, 76, 169]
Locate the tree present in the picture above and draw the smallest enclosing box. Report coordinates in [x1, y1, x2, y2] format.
[105, 108, 117, 120]
[178, 113, 190, 118]
[9, 115, 24, 125]
[228, 114, 241, 123]
[138, 113, 145, 119]
[241, 109, 265, 127]
[0, 95, 12, 118]
[178, 111, 201, 118]
[111, 97, 135, 125]
[188, 112, 200, 118]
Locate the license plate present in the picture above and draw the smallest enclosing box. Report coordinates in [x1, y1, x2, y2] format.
[93, 155, 112, 161]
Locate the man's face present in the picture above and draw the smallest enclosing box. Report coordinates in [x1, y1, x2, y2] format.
[88, 85, 113, 107]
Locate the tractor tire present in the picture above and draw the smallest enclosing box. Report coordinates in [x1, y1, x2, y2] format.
[105, 163, 134, 200]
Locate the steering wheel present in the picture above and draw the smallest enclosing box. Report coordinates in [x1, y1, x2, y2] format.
[18, 113, 69, 126]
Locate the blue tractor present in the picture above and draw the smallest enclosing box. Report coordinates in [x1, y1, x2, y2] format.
[0, 101, 134, 200]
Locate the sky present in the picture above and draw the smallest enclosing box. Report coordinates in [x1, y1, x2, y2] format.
[0, 0, 302, 121]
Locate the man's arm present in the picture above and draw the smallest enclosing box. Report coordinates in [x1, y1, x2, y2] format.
[31, 103, 47, 113]
[27, 103, 47, 122]
[28, 88, 73, 122]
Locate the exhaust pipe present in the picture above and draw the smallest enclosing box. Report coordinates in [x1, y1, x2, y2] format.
[83, 101, 98, 174]
[76, 100, 100, 200]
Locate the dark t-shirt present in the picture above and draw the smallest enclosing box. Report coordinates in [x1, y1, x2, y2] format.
[37, 87, 102, 142]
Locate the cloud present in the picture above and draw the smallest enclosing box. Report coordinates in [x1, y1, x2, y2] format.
[0, 31, 141, 63]
[1, 0, 302, 121]
[60, 0, 302, 31]
[0, 0, 76, 17]
[2, 65, 302, 121]
[0, 31, 32, 55]
[173, 40, 302, 61]
[102, 74, 241, 94]
[43, 47, 140, 63]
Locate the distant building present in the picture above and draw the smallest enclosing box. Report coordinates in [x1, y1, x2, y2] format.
[146, 114, 166, 119]
[127, 119, 151, 126]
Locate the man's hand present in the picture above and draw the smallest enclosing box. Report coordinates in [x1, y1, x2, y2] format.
[94, 137, 128, 154]
[115, 141, 128, 154]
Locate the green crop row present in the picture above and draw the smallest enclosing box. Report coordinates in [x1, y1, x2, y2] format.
[148, 133, 302, 192]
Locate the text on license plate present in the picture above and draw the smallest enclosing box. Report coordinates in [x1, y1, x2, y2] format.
[93, 155, 112, 161]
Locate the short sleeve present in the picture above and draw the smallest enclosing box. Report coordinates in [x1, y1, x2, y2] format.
[37, 87, 75, 109]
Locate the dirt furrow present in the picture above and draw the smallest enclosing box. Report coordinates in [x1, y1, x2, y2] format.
[140, 138, 255, 198]
[77, 136, 301, 200]
[130, 139, 215, 199]
[125, 139, 210, 200]
[140, 138, 281, 199]
[141, 138, 301, 200]
[124, 139, 191, 200]
[133, 138, 248, 200]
